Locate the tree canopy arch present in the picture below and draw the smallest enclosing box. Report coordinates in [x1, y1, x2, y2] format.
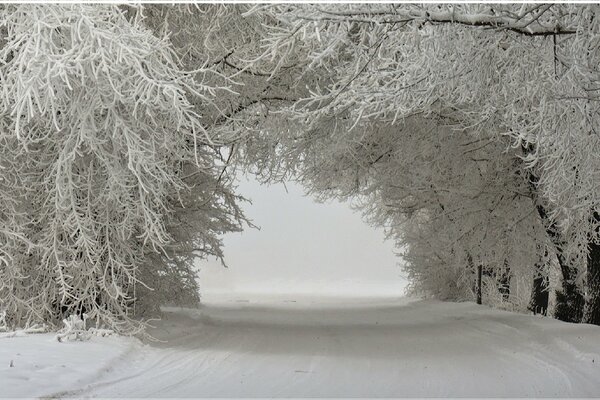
[2, 4, 600, 333]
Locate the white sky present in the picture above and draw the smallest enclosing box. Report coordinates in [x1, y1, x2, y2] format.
[197, 174, 408, 298]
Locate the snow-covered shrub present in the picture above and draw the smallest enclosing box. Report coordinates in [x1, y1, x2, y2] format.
[55, 314, 116, 342]
[56, 315, 91, 342]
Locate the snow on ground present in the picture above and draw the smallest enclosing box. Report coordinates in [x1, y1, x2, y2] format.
[0, 332, 136, 398]
[2, 295, 600, 398]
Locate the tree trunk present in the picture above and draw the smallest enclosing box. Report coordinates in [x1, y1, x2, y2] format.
[554, 252, 585, 323]
[476, 264, 482, 305]
[528, 262, 549, 316]
[497, 261, 511, 301]
[583, 214, 600, 325]
[583, 241, 600, 325]
[533, 203, 584, 322]
[520, 144, 584, 322]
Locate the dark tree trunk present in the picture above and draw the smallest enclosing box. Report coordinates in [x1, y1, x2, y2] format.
[528, 262, 549, 316]
[535, 209, 584, 322]
[583, 242, 600, 325]
[497, 261, 511, 301]
[532, 194, 584, 322]
[476, 264, 482, 305]
[520, 143, 584, 322]
[554, 252, 585, 323]
[583, 214, 600, 325]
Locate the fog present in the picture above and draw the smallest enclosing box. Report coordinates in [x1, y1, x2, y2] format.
[198, 175, 408, 299]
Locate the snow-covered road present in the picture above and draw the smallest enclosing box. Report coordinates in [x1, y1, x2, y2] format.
[3, 296, 600, 398]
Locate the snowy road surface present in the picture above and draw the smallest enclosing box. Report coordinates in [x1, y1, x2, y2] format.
[3, 296, 600, 398]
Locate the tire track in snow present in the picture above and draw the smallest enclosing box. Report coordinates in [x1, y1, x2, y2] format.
[42, 299, 600, 398]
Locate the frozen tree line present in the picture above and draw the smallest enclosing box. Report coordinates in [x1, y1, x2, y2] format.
[238, 3, 600, 325]
[1, 4, 600, 333]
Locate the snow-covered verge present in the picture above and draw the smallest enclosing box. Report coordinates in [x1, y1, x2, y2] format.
[0, 332, 137, 398]
[2, 296, 600, 398]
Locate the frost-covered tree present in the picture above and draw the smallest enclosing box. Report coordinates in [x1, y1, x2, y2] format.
[246, 110, 550, 311]
[4, 3, 599, 332]
[0, 5, 246, 333]
[241, 4, 600, 323]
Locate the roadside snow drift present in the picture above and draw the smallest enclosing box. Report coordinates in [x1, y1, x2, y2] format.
[2, 296, 600, 398]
